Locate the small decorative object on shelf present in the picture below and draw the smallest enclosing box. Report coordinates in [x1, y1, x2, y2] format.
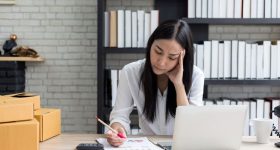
[2, 34, 17, 56]
[1, 34, 39, 58]
[11, 45, 39, 58]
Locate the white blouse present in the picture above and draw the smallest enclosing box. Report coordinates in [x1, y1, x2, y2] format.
[109, 59, 204, 135]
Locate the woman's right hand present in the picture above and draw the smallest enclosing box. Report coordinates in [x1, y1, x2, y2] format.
[106, 123, 127, 147]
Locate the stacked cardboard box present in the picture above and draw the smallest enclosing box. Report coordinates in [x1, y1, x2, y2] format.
[34, 108, 61, 142]
[0, 93, 61, 150]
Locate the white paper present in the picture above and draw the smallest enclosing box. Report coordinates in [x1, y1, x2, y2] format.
[97, 137, 163, 150]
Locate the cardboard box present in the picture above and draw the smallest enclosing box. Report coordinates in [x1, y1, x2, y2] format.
[0, 119, 39, 150]
[1, 93, 40, 110]
[0, 103, 33, 123]
[34, 108, 61, 141]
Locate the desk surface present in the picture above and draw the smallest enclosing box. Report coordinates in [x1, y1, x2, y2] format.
[40, 134, 280, 150]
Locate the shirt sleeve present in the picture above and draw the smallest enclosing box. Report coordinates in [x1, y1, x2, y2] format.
[109, 67, 134, 133]
[188, 67, 205, 106]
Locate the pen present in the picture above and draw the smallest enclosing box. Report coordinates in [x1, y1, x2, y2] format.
[95, 116, 126, 138]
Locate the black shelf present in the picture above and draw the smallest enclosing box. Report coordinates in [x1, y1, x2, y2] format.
[205, 79, 280, 85]
[104, 47, 146, 53]
[183, 18, 280, 25]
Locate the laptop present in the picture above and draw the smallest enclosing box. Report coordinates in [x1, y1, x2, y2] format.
[158, 105, 247, 150]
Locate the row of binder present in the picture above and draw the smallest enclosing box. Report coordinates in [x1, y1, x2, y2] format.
[104, 10, 159, 48]
[194, 40, 280, 79]
[188, 0, 280, 18]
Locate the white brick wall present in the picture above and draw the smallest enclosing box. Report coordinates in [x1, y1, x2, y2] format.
[0, 0, 97, 133]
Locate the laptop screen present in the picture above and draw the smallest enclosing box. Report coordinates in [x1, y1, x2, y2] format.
[171, 105, 247, 150]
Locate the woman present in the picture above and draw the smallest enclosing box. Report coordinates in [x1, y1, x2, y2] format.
[107, 19, 204, 146]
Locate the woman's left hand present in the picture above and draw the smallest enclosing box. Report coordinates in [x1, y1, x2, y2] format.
[166, 50, 185, 87]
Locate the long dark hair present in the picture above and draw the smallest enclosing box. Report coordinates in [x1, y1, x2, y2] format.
[140, 19, 194, 122]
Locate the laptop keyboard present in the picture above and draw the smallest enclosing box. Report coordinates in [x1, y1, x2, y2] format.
[161, 145, 172, 150]
[156, 142, 172, 150]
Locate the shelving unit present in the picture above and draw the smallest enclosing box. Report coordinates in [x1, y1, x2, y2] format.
[0, 56, 44, 95]
[97, 0, 280, 133]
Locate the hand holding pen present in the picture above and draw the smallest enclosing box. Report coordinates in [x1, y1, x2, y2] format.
[96, 117, 126, 147]
[96, 116, 126, 138]
[96, 116, 126, 147]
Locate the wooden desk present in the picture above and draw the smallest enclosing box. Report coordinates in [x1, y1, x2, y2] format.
[40, 134, 280, 150]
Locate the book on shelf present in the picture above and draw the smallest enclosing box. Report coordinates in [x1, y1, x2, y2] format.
[245, 43, 252, 79]
[109, 10, 117, 47]
[193, 43, 197, 66]
[218, 41, 224, 79]
[207, 0, 213, 18]
[227, 0, 234, 18]
[224, 41, 231, 79]
[117, 10, 125, 48]
[255, 98, 265, 119]
[272, 0, 277, 18]
[278, 41, 280, 78]
[251, 43, 257, 79]
[150, 10, 159, 34]
[257, 0, 264, 18]
[131, 12, 137, 48]
[243, 0, 251, 18]
[257, 44, 264, 79]
[238, 41, 245, 79]
[212, 0, 219, 18]
[137, 10, 144, 48]
[104, 69, 120, 107]
[104, 12, 109, 47]
[125, 10, 132, 48]
[263, 41, 271, 78]
[230, 99, 238, 105]
[201, 0, 207, 18]
[251, 0, 257, 18]
[211, 40, 218, 78]
[265, 0, 272, 18]
[271, 42, 278, 79]
[234, 0, 242, 18]
[111, 69, 118, 107]
[264, 100, 271, 119]
[231, 40, 238, 79]
[196, 43, 204, 72]
[219, 0, 226, 18]
[249, 99, 257, 135]
[144, 13, 151, 47]
[196, 0, 202, 18]
[278, 0, 280, 18]
[203, 41, 211, 79]
[243, 99, 250, 136]
[188, 0, 195, 18]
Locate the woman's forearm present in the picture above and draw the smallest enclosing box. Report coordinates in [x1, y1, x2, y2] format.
[175, 83, 189, 106]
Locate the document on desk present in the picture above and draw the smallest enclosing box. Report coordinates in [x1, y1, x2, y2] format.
[96, 137, 163, 150]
